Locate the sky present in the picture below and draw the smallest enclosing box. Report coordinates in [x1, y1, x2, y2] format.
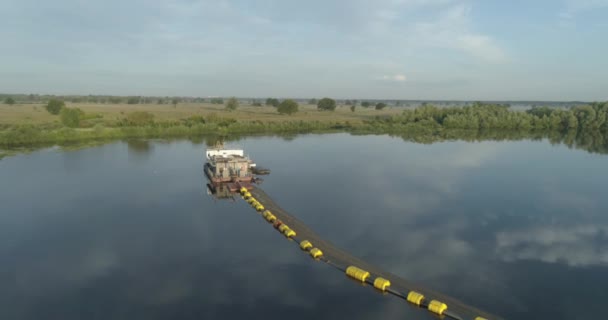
[0, 0, 607, 101]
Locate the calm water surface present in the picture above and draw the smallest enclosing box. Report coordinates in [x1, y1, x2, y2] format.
[1, 134, 608, 320]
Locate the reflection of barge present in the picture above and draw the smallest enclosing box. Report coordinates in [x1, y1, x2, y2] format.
[204, 144, 269, 195]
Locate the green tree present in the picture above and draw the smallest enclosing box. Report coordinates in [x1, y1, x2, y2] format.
[60, 107, 84, 128]
[225, 97, 239, 111]
[308, 98, 317, 105]
[172, 98, 179, 108]
[350, 105, 356, 112]
[265, 98, 280, 107]
[45, 99, 65, 115]
[375, 102, 387, 110]
[4, 97, 15, 105]
[317, 97, 336, 111]
[361, 101, 371, 108]
[210, 98, 224, 104]
[277, 99, 299, 115]
[127, 97, 140, 104]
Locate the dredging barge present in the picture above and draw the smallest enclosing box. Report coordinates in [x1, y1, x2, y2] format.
[204, 143, 269, 195]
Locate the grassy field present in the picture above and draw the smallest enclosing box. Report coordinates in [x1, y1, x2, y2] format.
[0, 102, 401, 126]
[2, 100, 607, 157]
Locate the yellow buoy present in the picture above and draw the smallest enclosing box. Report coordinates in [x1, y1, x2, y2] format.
[300, 240, 312, 250]
[278, 224, 289, 232]
[264, 212, 276, 223]
[309, 248, 323, 259]
[428, 300, 448, 315]
[474, 317, 488, 320]
[406, 291, 425, 306]
[373, 277, 391, 291]
[345, 266, 370, 282]
[283, 229, 296, 238]
[240, 187, 247, 194]
[255, 204, 265, 212]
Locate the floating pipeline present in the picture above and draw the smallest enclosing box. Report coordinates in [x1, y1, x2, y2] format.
[239, 187, 500, 320]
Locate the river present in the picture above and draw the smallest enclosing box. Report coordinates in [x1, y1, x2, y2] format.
[1, 133, 607, 320]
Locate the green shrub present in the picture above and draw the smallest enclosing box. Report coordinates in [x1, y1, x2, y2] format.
[375, 103, 387, 110]
[45, 99, 65, 115]
[60, 107, 84, 128]
[277, 99, 299, 115]
[317, 98, 336, 111]
[4, 97, 15, 105]
[225, 97, 239, 111]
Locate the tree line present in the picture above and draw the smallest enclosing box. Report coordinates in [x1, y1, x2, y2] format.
[367, 102, 608, 133]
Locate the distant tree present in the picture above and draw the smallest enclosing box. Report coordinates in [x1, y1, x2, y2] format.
[225, 97, 239, 111]
[252, 101, 263, 106]
[109, 97, 122, 104]
[4, 97, 15, 105]
[350, 105, 356, 112]
[308, 98, 317, 105]
[277, 99, 299, 115]
[375, 102, 387, 110]
[127, 111, 155, 125]
[211, 98, 224, 104]
[127, 97, 140, 104]
[157, 99, 164, 104]
[172, 98, 179, 108]
[527, 106, 553, 118]
[361, 101, 371, 108]
[60, 107, 84, 128]
[45, 99, 65, 115]
[265, 98, 280, 107]
[317, 97, 336, 111]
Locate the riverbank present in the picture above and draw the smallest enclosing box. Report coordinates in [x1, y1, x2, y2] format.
[1, 101, 607, 156]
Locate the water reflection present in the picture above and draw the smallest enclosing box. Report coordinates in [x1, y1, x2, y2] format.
[496, 224, 608, 266]
[127, 139, 153, 163]
[127, 139, 153, 154]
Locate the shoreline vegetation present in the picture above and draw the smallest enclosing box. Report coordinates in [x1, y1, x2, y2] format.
[1, 97, 607, 157]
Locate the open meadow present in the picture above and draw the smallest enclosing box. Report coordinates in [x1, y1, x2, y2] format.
[0, 102, 402, 126]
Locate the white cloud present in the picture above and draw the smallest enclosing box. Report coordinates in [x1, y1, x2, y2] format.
[455, 34, 506, 62]
[378, 74, 407, 82]
[564, 0, 608, 11]
[410, 4, 506, 62]
[559, 0, 608, 21]
[496, 224, 608, 267]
